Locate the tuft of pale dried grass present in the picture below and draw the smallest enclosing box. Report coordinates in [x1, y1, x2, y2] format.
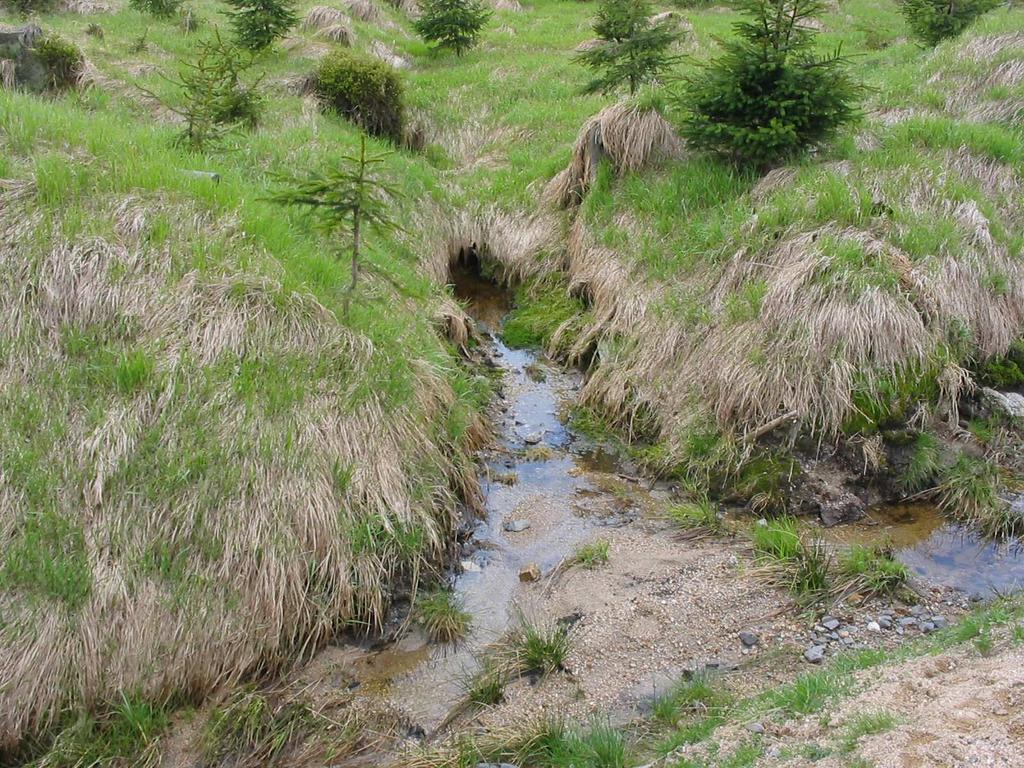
[303, 5, 345, 29]
[370, 41, 409, 69]
[319, 22, 354, 44]
[0, 60, 14, 90]
[0, 192, 481, 750]
[344, 0, 381, 22]
[546, 101, 683, 208]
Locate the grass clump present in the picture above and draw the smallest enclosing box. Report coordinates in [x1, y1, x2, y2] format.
[129, 0, 184, 17]
[652, 673, 732, 726]
[902, 431, 942, 493]
[838, 710, 898, 754]
[572, 539, 610, 569]
[416, 589, 472, 642]
[936, 452, 1019, 537]
[34, 697, 168, 768]
[315, 50, 404, 143]
[901, 0, 1001, 46]
[750, 516, 801, 561]
[502, 280, 586, 351]
[666, 497, 722, 532]
[32, 35, 84, 92]
[494, 616, 572, 677]
[837, 544, 908, 597]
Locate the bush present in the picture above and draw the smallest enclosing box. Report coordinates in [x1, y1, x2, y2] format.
[10, 0, 57, 13]
[900, 0, 1000, 46]
[129, 0, 184, 16]
[224, 0, 299, 51]
[414, 0, 492, 56]
[33, 35, 84, 91]
[315, 50, 404, 143]
[679, 0, 860, 169]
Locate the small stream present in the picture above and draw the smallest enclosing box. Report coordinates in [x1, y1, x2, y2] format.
[319, 269, 1024, 745]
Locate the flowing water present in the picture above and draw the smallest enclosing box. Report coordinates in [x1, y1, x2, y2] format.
[314, 270, 1024, 742]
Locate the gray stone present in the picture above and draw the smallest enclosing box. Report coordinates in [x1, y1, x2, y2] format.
[503, 519, 531, 532]
[739, 631, 760, 647]
[524, 431, 543, 444]
[921, 621, 936, 634]
[899, 617, 918, 627]
[745, 722, 766, 735]
[822, 617, 841, 631]
[867, 621, 881, 633]
[910, 605, 924, 616]
[981, 387, 1024, 420]
[477, 763, 519, 768]
[804, 645, 826, 664]
[878, 616, 892, 630]
[932, 616, 949, 629]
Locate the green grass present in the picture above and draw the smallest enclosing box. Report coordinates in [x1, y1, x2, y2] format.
[750, 517, 802, 562]
[571, 539, 610, 569]
[35, 696, 169, 768]
[501, 279, 588, 351]
[652, 673, 733, 727]
[838, 711, 899, 755]
[666, 497, 722, 532]
[416, 589, 472, 643]
[837, 544, 909, 597]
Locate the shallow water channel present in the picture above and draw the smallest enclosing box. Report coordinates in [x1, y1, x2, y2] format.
[323, 270, 1024, 740]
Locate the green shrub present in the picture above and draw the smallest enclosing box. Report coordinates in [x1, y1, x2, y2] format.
[977, 340, 1024, 389]
[679, 0, 860, 168]
[900, 0, 1000, 46]
[414, 0, 492, 56]
[129, 0, 184, 17]
[224, 0, 299, 51]
[33, 35, 84, 92]
[10, 0, 57, 14]
[315, 50, 405, 143]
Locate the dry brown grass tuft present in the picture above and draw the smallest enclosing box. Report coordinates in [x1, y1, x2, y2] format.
[303, 5, 345, 28]
[0, 60, 15, 90]
[546, 101, 683, 208]
[370, 41, 409, 69]
[0, 192, 480, 749]
[319, 22, 354, 44]
[344, 0, 382, 22]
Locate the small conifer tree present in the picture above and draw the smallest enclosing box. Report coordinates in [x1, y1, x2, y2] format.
[414, 0, 492, 56]
[575, 0, 679, 95]
[900, 0, 1000, 46]
[679, 0, 860, 168]
[268, 136, 402, 318]
[223, 0, 298, 52]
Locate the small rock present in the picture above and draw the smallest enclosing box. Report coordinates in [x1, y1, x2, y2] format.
[477, 763, 519, 768]
[804, 645, 826, 664]
[981, 387, 1024, 420]
[503, 519, 531, 533]
[867, 621, 881, 633]
[932, 616, 949, 629]
[910, 605, 924, 617]
[524, 432, 543, 445]
[899, 617, 918, 627]
[518, 563, 541, 582]
[460, 559, 482, 573]
[878, 616, 893, 630]
[822, 617, 841, 631]
[921, 621, 936, 634]
[739, 631, 760, 647]
[745, 722, 766, 735]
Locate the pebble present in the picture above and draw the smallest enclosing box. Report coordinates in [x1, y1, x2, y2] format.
[878, 616, 893, 630]
[822, 617, 841, 631]
[503, 519, 531, 532]
[739, 631, 760, 647]
[933, 616, 949, 629]
[867, 621, 881, 633]
[899, 617, 918, 627]
[745, 722, 766, 734]
[921, 621, 936, 634]
[461, 560, 482, 573]
[524, 432, 543, 444]
[804, 645, 826, 664]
